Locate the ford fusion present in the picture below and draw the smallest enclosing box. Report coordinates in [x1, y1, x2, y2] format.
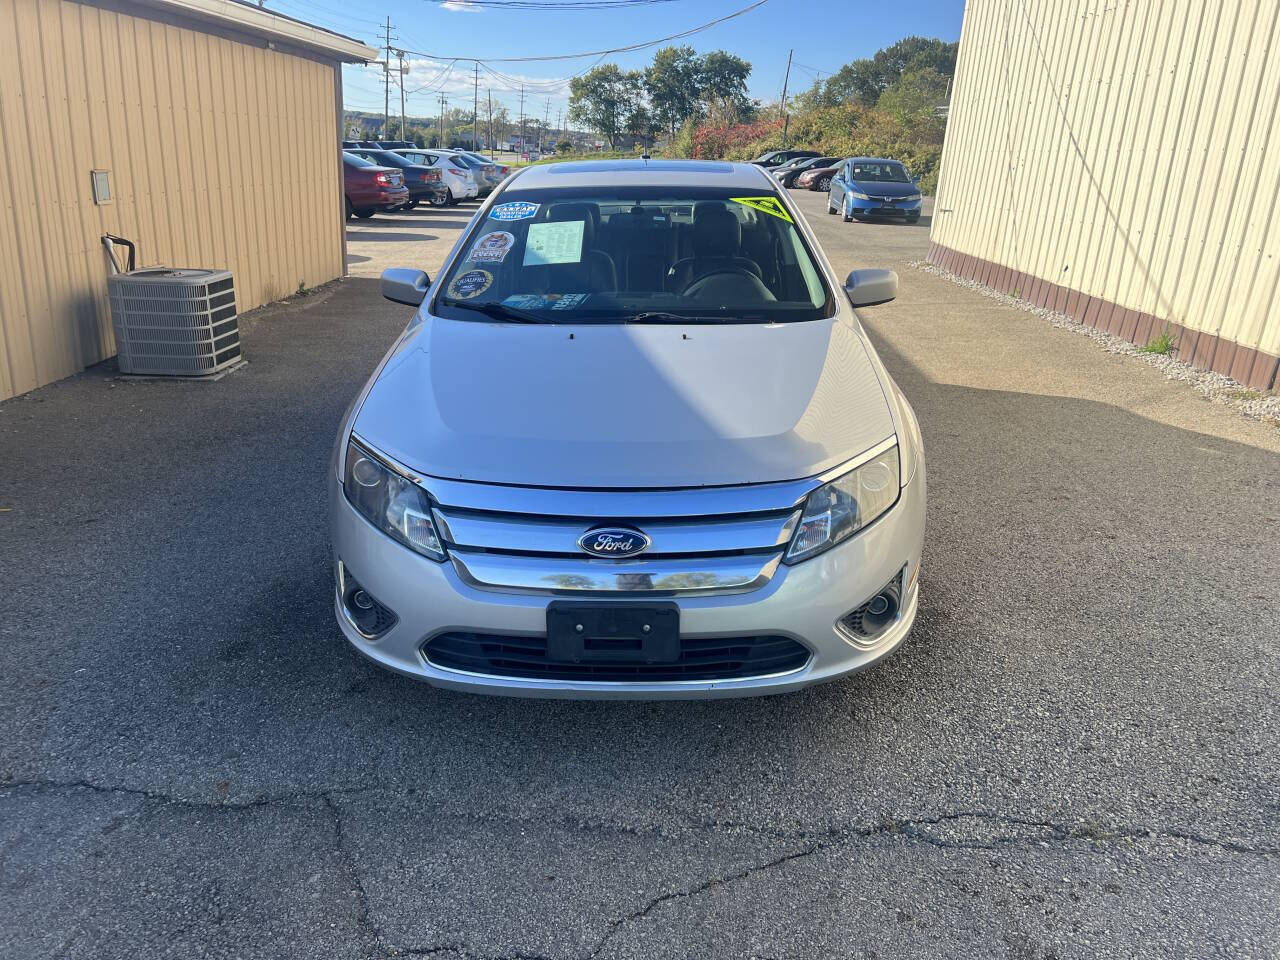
[330, 159, 925, 698]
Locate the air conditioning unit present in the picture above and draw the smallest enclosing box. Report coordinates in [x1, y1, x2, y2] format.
[106, 267, 241, 377]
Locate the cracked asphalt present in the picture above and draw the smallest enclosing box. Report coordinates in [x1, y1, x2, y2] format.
[2, 189, 1278, 959]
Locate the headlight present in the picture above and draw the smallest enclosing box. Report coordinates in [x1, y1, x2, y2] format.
[905, 192, 922, 201]
[343, 440, 446, 561]
[850, 190, 870, 200]
[785, 445, 900, 564]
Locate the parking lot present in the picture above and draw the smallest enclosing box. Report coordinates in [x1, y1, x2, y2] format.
[2, 186, 1278, 959]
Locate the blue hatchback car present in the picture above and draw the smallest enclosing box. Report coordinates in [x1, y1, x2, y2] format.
[827, 158, 923, 224]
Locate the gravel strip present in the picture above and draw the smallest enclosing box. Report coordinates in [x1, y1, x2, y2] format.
[910, 260, 1280, 427]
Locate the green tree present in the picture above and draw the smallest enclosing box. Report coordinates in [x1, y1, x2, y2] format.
[877, 67, 949, 139]
[569, 64, 643, 148]
[644, 45, 705, 140]
[626, 104, 661, 149]
[699, 50, 753, 122]
[556, 138, 574, 154]
[821, 37, 957, 107]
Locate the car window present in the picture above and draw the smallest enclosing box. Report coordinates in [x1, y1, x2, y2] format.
[343, 152, 376, 167]
[369, 152, 411, 168]
[848, 161, 910, 183]
[448, 155, 474, 169]
[434, 186, 833, 325]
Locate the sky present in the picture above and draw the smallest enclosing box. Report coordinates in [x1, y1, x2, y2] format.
[264, 0, 965, 127]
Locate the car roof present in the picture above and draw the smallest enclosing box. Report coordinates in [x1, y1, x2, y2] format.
[848, 157, 902, 164]
[509, 159, 773, 190]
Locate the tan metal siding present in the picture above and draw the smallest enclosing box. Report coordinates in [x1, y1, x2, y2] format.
[0, 0, 345, 400]
[931, 0, 1280, 380]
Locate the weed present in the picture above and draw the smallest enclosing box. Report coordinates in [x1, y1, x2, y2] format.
[1222, 389, 1263, 401]
[1139, 329, 1177, 355]
[296, 279, 308, 297]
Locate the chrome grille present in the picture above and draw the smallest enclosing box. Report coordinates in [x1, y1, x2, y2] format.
[427, 481, 808, 596]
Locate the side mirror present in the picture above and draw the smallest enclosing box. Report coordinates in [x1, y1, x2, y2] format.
[911, 176, 921, 185]
[381, 267, 430, 306]
[844, 268, 898, 308]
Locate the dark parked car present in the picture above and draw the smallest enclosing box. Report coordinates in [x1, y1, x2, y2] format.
[342, 152, 408, 219]
[347, 149, 447, 208]
[342, 139, 361, 149]
[377, 140, 415, 149]
[795, 157, 851, 192]
[773, 155, 843, 189]
[750, 149, 819, 167]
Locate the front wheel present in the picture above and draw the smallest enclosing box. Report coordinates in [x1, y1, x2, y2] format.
[345, 196, 353, 219]
[405, 199, 419, 210]
[826, 199, 836, 215]
[445, 188, 457, 206]
[354, 208, 376, 220]
[817, 176, 832, 191]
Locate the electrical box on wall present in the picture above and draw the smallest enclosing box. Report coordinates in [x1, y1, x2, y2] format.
[91, 170, 112, 205]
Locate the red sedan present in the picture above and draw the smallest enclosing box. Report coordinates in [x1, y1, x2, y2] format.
[343, 152, 409, 219]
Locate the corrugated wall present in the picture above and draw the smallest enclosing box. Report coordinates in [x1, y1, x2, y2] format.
[0, 0, 345, 401]
[929, 0, 1280, 390]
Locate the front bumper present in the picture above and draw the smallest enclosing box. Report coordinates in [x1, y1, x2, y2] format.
[848, 197, 922, 217]
[328, 470, 926, 699]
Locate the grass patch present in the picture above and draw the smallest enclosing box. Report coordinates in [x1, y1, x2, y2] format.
[1138, 329, 1177, 355]
[1222, 388, 1264, 401]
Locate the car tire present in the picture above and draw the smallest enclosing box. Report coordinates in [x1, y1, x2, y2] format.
[354, 208, 376, 219]
[826, 200, 836, 215]
[429, 192, 447, 207]
[345, 197, 353, 219]
[817, 176, 832, 191]
[445, 189, 457, 206]
[843, 212, 853, 223]
[406, 199, 419, 210]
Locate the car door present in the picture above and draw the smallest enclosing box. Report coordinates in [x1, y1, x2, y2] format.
[830, 161, 848, 207]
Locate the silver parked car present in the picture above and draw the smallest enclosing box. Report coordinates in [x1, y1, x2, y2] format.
[330, 159, 926, 698]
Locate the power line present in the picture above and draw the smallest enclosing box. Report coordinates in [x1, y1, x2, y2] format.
[398, 0, 770, 63]
[427, 0, 681, 6]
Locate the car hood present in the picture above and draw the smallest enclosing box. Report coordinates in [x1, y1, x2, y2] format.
[353, 315, 896, 489]
[851, 179, 917, 197]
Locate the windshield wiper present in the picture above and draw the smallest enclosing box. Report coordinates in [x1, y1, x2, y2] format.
[623, 311, 731, 324]
[437, 297, 553, 324]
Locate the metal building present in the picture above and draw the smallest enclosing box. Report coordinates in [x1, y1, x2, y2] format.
[929, 0, 1280, 391]
[0, 0, 376, 401]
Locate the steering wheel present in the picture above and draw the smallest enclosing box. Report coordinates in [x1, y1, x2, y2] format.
[680, 268, 771, 300]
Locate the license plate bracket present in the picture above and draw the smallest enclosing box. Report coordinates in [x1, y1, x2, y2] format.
[546, 602, 680, 663]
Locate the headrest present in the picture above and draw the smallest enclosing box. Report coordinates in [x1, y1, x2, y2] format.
[548, 203, 597, 244]
[693, 207, 741, 259]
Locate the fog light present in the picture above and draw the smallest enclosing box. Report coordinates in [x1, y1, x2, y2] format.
[337, 562, 398, 640]
[839, 574, 903, 644]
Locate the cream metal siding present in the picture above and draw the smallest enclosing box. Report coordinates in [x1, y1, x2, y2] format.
[932, 0, 1280, 375]
[0, 0, 348, 400]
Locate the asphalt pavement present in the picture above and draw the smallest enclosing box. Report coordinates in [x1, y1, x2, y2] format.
[1, 187, 1277, 960]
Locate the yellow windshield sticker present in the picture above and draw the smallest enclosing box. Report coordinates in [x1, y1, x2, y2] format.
[731, 195, 793, 223]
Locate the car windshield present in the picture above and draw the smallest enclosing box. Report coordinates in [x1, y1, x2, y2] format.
[366, 151, 411, 168]
[849, 161, 910, 183]
[343, 152, 375, 167]
[434, 186, 833, 325]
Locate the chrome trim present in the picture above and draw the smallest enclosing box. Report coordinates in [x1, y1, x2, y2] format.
[432, 507, 801, 556]
[449, 549, 782, 596]
[349, 431, 898, 515]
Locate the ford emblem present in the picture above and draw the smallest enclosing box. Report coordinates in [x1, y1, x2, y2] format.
[578, 526, 651, 558]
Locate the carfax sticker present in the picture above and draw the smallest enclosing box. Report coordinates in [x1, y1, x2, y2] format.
[447, 269, 493, 300]
[489, 201, 540, 221]
[468, 230, 515, 263]
[730, 195, 794, 223]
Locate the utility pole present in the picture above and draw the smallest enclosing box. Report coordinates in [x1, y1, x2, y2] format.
[542, 98, 550, 152]
[779, 48, 793, 148]
[397, 49, 406, 140]
[518, 83, 525, 155]
[438, 93, 448, 147]
[382, 17, 393, 138]
[472, 62, 480, 149]
[487, 89, 494, 154]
